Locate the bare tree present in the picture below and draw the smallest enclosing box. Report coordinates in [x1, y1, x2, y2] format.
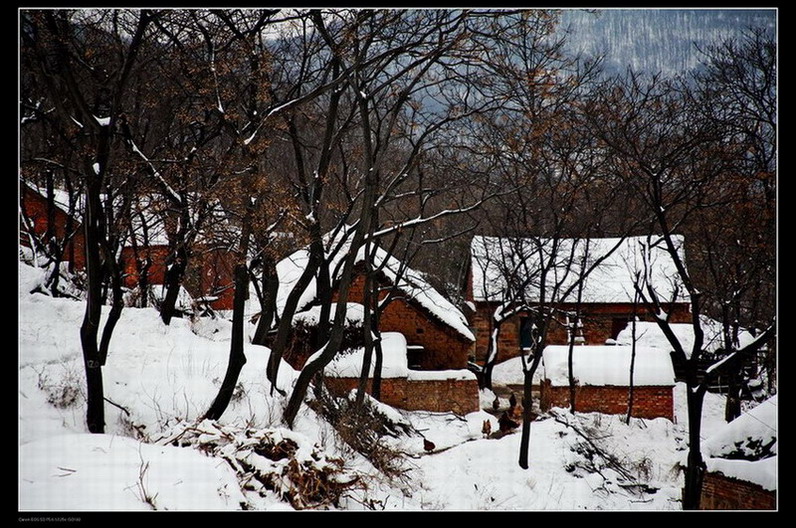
[280, 9, 503, 427]
[21, 9, 156, 433]
[588, 68, 776, 510]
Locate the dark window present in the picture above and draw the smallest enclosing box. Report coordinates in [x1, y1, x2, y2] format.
[520, 316, 534, 349]
[407, 345, 424, 370]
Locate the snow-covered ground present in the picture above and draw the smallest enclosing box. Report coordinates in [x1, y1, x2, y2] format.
[18, 260, 769, 511]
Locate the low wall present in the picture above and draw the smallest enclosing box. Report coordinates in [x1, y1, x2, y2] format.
[700, 471, 776, 510]
[540, 380, 674, 421]
[324, 374, 480, 415]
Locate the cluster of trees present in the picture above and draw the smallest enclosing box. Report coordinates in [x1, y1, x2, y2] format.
[20, 9, 774, 509]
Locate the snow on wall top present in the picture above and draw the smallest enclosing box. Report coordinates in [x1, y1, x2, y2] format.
[542, 345, 675, 387]
[703, 395, 777, 491]
[312, 332, 477, 382]
[470, 235, 689, 305]
[704, 457, 776, 492]
[276, 229, 475, 342]
[704, 395, 777, 457]
[406, 369, 477, 382]
[615, 316, 756, 357]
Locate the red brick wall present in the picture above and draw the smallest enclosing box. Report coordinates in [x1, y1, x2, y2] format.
[324, 375, 480, 414]
[187, 247, 238, 311]
[337, 273, 474, 370]
[21, 186, 238, 311]
[472, 301, 691, 364]
[20, 186, 86, 269]
[700, 471, 776, 510]
[120, 245, 171, 289]
[540, 380, 674, 420]
[119, 244, 238, 311]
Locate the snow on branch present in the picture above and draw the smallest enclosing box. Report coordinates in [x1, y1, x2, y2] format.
[127, 139, 183, 206]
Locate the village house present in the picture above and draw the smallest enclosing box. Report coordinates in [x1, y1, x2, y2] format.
[275, 233, 479, 413]
[699, 395, 777, 510]
[539, 344, 676, 420]
[467, 234, 692, 365]
[19, 182, 238, 311]
[20, 182, 86, 270]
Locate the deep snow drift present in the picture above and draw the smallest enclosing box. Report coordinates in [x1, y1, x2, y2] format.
[18, 260, 774, 511]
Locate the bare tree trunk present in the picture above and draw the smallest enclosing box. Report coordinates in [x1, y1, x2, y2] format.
[98, 255, 124, 366]
[160, 214, 190, 325]
[567, 317, 577, 413]
[518, 362, 539, 470]
[137, 257, 152, 308]
[265, 230, 323, 392]
[481, 317, 500, 390]
[355, 242, 375, 407]
[251, 255, 279, 346]
[625, 297, 638, 424]
[315, 256, 333, 348]
[372, 332, 384, 401]
[682, 384, 707, 510]
[79, 178, 106, 434]
[204, 263, 249, 420]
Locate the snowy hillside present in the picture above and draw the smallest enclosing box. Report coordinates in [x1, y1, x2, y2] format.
[18, 259, 756, 511]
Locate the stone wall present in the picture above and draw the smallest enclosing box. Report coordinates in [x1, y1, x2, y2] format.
[540, 380, 674, 421]
[700, 471, 776, 510]
[324, 375, 480, 414]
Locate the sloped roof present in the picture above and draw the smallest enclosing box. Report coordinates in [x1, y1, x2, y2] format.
[276, 230, 475, 342]
[21, 181, 80, 219]
[470, 234, 688, 305]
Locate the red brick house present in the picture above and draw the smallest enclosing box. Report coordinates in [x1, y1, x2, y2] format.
[274, 234, 479, 414]
[467, 235, 692, 364]
[277, 236, 476, 372]
[539, 344, 676, 420]
[700, 395, 777, 509]
[20, 183, 86, 270]
[20, 183, 238, 311]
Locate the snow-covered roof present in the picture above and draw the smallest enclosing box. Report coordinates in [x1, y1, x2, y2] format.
[542, 345, 676, 387]
[292, 302, 364, 327]
[21, 180, 239, 250]
[615, 316, 756, 357]
[21, 181, 80, 218]
[470, 235, 688, 305]
[703, 395, 777, 491]
[277, 229, 475, 342]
